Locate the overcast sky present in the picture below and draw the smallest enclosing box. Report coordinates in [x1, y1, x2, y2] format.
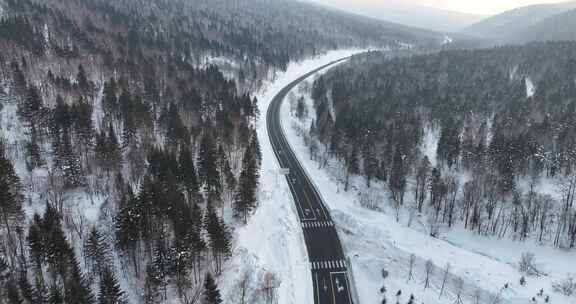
[309, 0, 567, 15]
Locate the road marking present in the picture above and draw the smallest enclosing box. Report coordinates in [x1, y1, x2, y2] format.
[314, 272, 320, 304]
[311, 259, 348, 270]
[329, 271, 353, 304]
[310, 260, 346, 270]
[301, 221, 334, 229]
[286, 178, 316, 221]
[302, 189, 320, 219]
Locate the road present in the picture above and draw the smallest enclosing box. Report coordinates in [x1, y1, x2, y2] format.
[266, 58, 354, 304]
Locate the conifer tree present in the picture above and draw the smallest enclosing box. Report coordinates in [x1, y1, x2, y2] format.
[64, 254, 94, 304]
[71, 97, 94, 154]
[106, 123, 122, 171]
[115, 192, 141, 274]
[249, 131, 262, 166]
[84, 227, 110, 275]
[48, 283, 64, 304]
[33, 276, 48, 304]
[205, 205, 231, 274]
[54, 128, 84, 188]
[234, 146, 258, 223]
[20, 84, 43, 128]
[77, 64, 90, 91]
[198, 133, 221, 193]
[0, 256, 9, 281]
[26, 126, 44, 170]
[0, 143, 23, 261]
[95, 130, 108, 169]
[5, 279, 22, 304]
[203, 273, 222, 304]
[98, 268, 127, 304]
[103, 79, 118, 118]
[18, 271, 34, 303]
[50, 95, 71, 134]
[178, 146, 199, 203]
[27, 215, 44, 269]
[144, 264, 160, 304]
[152, 240, 168, 298]
[389, 148, 406, 206]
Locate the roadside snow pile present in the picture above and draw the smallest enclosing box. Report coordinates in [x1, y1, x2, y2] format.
[219, 49, 367, 304]
[281, 77, 576, 304]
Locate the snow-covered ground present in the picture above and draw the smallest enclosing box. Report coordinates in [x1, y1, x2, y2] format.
[219, 49, 368, 304]
[280, 75, 576, 304]
[526, 77, 536, 98]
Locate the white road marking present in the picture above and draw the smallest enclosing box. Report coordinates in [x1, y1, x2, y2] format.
[286, 177, 315, 220]
[329, 272, 353, 303]
[301, 220, 334, 229]
[315, 272, 320, 304]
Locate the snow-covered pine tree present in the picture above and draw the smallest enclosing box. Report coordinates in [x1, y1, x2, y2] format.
[98, 268, 127, 304]
[178, 146, 199, 204]
[198, 132, 221, 194]
[203, 273, 223, 304]
[204, 205, 231, 274]
[233, 145, 259, 223]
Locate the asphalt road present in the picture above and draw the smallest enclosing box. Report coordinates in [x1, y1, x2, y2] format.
[266, 58, 354, 304]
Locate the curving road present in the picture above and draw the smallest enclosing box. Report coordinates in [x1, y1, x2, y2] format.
[266, 58, 354, 304]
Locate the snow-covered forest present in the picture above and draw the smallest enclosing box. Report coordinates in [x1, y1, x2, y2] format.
[0, 0, 436, 303]
[311, 43, 576, 248]
[6, 0, 576, 303]
[290, 43, 576, 303]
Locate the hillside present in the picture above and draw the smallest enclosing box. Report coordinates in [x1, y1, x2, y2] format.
[0, 0, 437, 303]
[293, 42, 576, 303]
[514, 8, 576, 42]
[463, 0, 576, 41]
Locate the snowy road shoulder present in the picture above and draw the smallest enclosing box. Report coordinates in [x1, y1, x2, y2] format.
[219, 49, 367, 304]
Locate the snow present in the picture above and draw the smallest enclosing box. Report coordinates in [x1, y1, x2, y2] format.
[200, 56, 238, 69]
[526, 77, 536, 98]
[279, 72, 576, 304]
[92, 84, 105, 132]
[219, 49, 368, 304]
[421, 125, 440, 167]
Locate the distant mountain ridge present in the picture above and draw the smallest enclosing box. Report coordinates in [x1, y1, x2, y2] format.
[306, 0, 486, 33]
[463, 0, 576, 43]
[514, 8, 576, 42]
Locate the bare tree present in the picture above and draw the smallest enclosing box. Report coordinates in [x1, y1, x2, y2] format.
[453, 277, 464, 304]
[473, 288, 482, 304]
[359, 189, 382, 211]
[407, 254, 415, 282]
[556, 174, 576, 247]
[238, 270, 250, 304]
[423, 259, 433, 289]
[518, 252, 542, 276]
[262, 271, 280, 304]
[46, 169, 67, 213]
[439, 262, 451, 298]
[552, 274, 576, 296]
